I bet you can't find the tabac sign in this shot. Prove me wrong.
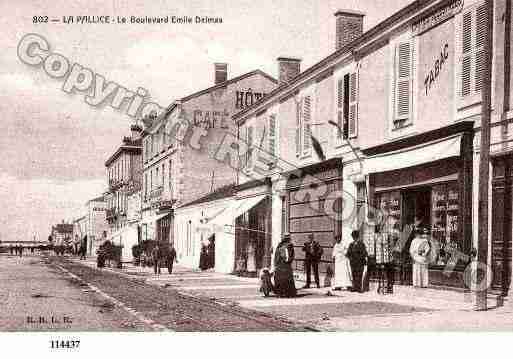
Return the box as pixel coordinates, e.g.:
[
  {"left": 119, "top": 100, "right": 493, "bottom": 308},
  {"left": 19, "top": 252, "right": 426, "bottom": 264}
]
[{"left": 412, "top": 0, "right": 463, "bottom": 35}]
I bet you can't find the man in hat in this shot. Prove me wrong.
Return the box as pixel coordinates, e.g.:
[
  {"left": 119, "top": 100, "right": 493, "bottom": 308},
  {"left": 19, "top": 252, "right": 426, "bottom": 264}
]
[
  {"left": 302, "top": 233, "right": 323, "bottom": 288},
  {"left": 347, "top": 230, "right": 368, "bottom": 293}
]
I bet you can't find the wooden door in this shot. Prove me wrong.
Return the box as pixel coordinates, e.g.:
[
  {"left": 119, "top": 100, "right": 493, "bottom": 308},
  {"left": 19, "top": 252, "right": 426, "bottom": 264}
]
[{"left": 491, "top": 157, "right": 512, "bottom": 295}]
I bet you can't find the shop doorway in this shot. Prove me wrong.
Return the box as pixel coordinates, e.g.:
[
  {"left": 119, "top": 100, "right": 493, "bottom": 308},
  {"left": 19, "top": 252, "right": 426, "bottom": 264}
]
[
  {"left": 402, "top": 188, "right": 431, "bottom": 229},
  {"left": 491, "top": 156, "right": 513, "bottom": 295}
]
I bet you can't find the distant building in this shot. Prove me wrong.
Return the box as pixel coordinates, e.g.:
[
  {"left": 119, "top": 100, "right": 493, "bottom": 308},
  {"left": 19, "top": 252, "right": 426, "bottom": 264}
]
[
  {"left": 104, "top": 125, "right": 143, "bottom": 261},
  {"left": 51, "top": 222, "right": 73, "bottom": 246},
  {"left": 72, "top": 215, "right": 87, "bottom": 252},
  {"left": 85, "top": 195, "right": 109, "bottom": 255}
]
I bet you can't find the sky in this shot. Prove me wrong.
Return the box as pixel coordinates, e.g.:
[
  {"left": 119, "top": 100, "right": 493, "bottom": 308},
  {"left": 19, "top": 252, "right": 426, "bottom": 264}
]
[{"left": 0, "top": 0, "right": 412, "bottom": 242}]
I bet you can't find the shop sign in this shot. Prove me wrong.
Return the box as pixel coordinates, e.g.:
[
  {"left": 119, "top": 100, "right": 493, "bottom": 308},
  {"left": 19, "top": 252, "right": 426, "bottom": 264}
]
[
  {"left": 192, "top": 109, "right": 230, "bottom": 129},
  {"left": 423, "top": 43, "right": 449, "bottom": 96},
  {"left": 412, "top": 0, "right": 463, "bottom": 35},
  {"left": 235, "top": 88, "right": 267, "bottom": 110}
]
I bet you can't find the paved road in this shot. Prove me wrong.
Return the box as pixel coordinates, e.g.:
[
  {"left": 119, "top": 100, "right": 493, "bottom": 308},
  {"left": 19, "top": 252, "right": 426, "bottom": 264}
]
[
  {"left": 0, "top": 254, "right": 306, "bottom": 331},
  {"left": 0, "top": 254, "right": 153, "bottom": 331}
]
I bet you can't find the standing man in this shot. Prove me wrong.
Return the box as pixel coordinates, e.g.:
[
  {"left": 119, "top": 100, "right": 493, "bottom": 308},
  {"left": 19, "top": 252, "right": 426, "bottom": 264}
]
[
  {"left": 152, "top": 244, "right": 161, "bottom": 275},
  {"left": 166, "top": 244, "right": 177, "bottom": 274},
  {"left": 302, "top": 233, "right": 323, "bottom": 289},
  {"left": 80, "top": 235, "right": 87, "bottom": 260},
  {"left": 347, "top": 230, "right": 368, "bottom": 293}
]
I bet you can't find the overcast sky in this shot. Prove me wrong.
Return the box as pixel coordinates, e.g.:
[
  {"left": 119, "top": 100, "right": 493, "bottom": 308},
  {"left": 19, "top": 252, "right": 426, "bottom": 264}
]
[{"left": 0, "top": 0, "right": 411, "bottom": 242}]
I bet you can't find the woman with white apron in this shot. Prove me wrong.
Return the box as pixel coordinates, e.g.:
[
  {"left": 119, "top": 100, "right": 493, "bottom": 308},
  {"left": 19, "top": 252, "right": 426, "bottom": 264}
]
[
  {"left": 409, "top": 228, "right": 432, "bottom": 288},
  {"left": 332, "top": 233, "right": 353, "bottom": 290}
]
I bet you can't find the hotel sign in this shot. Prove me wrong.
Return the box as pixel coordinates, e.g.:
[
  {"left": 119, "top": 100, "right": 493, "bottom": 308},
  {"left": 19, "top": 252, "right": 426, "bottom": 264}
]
[{"left": 412, "top": 0, "right": 463, "bottom": 35}]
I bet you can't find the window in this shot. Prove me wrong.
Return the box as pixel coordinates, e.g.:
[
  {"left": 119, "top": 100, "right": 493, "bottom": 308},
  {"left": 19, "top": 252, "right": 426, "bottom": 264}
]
[
  {"left": 302, "top": 95, "right": 312, "bottom": 156},
  {"left": 460, "top": 3, "right": 487, "bottom": 99},
  {"left": 150, "top": 169, "right": 153, "bottom": 190},
  {"left": 162, "top": 163, "right": 165, "bottom": 188},
  {"left": 246, "top": 125, "right": 254, "bottom": 169},
  {"left": 295, "top": 94, "right": 313, "bottom": 157},
  {"left": 268, "top": 114, "right": 277, "bottom": 158},
  {"left": 156, "top": 167, "right": 159, "bottom": 188},
  {"left": 144, "top": 173, "right": 148, "bottom": 199},
  {"left": 335, "top": 71, "right": 359, "bottom": 141},
  {"left": 150, "top": 135, "right": 154, "bottom": 156},
  {"left": 169, "top": 158, "right": 173, "bottom": 199},
  {"left": 393, "top": 40, "right": 414, "bottom": 127}
]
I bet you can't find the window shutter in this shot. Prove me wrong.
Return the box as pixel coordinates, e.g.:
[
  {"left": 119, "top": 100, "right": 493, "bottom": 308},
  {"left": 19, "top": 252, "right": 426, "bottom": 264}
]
[
  {"left": 247, "top": 126, "right": 253, "bottom": 168},
  {"left": 474, "top": 3, "right": 487, "bottom": 93},
  {"left": 395, "top": 42, "right": 412, "bottom": 121},
  {"left": 348, "top": 71, "right": 358, "bottom": 138},
  {"left": 461, "top": 11, "right": 473, "bottom": 97},
  {"left": 336, "top": 78, "right": 344, "bottom": 139},
  {"left": 268, "top": 115, "right": 276, "bottom": 157},
  {"left": 295, "top": 100, "right": 302, "bottom": 156},
  {"left": 302, "top": 95, "right": 312, "bottom": 155}
]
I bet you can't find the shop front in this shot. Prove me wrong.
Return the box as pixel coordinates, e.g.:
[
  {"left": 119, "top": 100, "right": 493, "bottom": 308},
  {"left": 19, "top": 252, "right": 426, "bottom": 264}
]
[
  {"left": 231, "top": 179, "right": 272, "bottom": 277},
  {"left": 364, "top": 122, "right": 474, "bottom": 288},
  {"left": 283, "top": 158, "right": 343, "bottom": 278},
  {"left": 490, "top": 154, "right": 513, "bottom": 295}
]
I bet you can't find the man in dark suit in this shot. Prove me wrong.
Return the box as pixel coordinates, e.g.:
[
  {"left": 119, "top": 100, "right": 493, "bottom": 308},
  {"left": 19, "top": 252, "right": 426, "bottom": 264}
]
[
  {"left": 302, "top": 233, "right": 323, "bottom": 288},
  {"left": 347, "top": 230, "right": 368, "bottom": 293}
]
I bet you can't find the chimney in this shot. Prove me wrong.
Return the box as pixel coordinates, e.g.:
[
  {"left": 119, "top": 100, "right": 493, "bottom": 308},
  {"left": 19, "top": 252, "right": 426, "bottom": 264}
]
[
  {"left": 277, "top": 57, "right": 301, "bottom": 86},
  {"left": 130, "top": 124, "right": 142, "bottom": 140},
  {"left": 214, "top": 63, "right": 228, "bottom": 84},
  {"left": 334, "top": 9, "right": 365, "bottom": 51}
]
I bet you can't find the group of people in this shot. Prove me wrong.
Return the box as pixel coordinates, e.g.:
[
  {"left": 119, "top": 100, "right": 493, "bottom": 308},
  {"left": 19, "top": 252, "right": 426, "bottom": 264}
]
[
  {"left": 9, "top": 245, "right": 27, "bottom": 257},
  {"left": 151, "top": 244, "right": 177, "bottom": 275},
  {"left": 269, "top": 216, "right": 433, "bottom": 298}
]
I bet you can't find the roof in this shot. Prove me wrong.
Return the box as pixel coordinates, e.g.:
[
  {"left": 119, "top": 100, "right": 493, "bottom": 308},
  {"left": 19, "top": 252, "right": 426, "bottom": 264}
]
[
  {"left": 179, "top": 183, "right": 237, "bottom": 208},
  {"left": 232, "top": 0, "right": 440, "bottom": 123},
  {"left": 105, "top": 139, "right": 142, "bottom": 167},
  {"left": 87, "top": 195, "right": 105, "bottom": 204},
  {"left": 145, "top": 69, "right": 278, "bottom": 133}
]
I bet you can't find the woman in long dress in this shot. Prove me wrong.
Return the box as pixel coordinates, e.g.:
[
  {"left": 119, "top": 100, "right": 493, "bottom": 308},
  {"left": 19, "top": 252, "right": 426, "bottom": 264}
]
[
  {"left": 273, "top": 234, "right": 297, "bottom": 297},
  {"left": 332, "top": 233, "right": 353, "bottom": 290}
]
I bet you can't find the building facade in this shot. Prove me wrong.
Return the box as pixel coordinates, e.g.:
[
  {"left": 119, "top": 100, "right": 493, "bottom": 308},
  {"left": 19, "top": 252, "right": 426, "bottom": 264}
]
[
  {"left": 231, "top": 0, "right": 513, "bottom": 292},
  {"left": 104, "top": 125, "right": 143, "bottom": 259},
  {"left": 85, "top": 195, "right": 109, "bottom": 255},
  {"left": 140, "top": 64, "right": 277, "bottom": 268},
  {"left": 50, "top": 222, "right": 73, "bottom": 246}
]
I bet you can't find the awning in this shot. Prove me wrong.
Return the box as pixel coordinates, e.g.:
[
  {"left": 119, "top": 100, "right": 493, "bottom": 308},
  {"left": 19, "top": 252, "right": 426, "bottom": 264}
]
[
  {"left": 363, "top": 134, "right": 462, "bottom": 175},
  {"left": 140, "top": 212, "right": 169, "bottom": 225},
  {"left": 209, "top": 194, "right": 267, "bottom": 228}
]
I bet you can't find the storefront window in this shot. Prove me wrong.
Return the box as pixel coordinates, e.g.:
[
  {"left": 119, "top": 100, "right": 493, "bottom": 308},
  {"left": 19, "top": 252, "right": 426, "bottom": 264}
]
[{"left": 431, "top": 182, "right": 460, "bottom": 265}]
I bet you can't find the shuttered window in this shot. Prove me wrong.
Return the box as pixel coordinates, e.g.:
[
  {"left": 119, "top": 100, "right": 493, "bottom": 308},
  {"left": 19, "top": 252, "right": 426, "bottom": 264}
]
[
  {"left": 268, "top": 115, "right": 277, "bottom": 157},
  {"left": 335, "top": 71, "right": 358, "bottom": 141},
  {"left": 336, "top": 78, "right": 344, "bottom": 139},
  {"left": 246, "top": 125, "right": 253, "bottom": 168},
  {"left": 169, "top": 158, "right": 173, "bottom": 199},
  {"left": 460, "top": 3, "right": 488, "bottom": 98},
  {"left": 348, "top": 72, "right": 358, "bottom": 138},
  {"left": 295, "top": 100, "right": 302, "bottom": 156},
  {"left": 302, "top": 95, "right": 312, "bottom": 156},
  {"left": 395, "top": 41, "right": 413, "bottom": 123}
]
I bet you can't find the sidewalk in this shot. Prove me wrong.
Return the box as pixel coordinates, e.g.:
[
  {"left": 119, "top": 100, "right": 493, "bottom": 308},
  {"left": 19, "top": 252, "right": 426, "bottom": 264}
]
[{"left": 68, "top": 256, "right": 513, "bottom": 330}]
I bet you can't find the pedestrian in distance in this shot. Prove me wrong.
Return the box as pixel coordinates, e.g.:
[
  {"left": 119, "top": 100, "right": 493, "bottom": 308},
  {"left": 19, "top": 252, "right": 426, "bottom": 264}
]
[
  {"left": 273, "top": 233, "right": 297, "bottom": 298},
  {"left": 151, "top": 244, "right": 161, "bottom": 275},
  {"left": 302, "top": 233, "right": 323, "bottom": 289},
  {"left": 166, "top": 244, "right": 177, "bottom": 274},
  {"left": 347, "top": 230, "right": 368, "bottom": 293},
  {"left": 332, "top": 233, "right": 352, "bottom": 291}
]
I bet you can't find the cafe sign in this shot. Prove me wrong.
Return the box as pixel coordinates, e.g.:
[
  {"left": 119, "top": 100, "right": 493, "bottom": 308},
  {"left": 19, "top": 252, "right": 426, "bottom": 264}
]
[{"left": 412, "top": 0, "right": 464, "bottom": 35}]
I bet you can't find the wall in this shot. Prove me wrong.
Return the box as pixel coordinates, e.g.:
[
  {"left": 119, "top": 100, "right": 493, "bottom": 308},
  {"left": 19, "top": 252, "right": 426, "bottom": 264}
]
[
  {"left": 174, "top": 197, "right": 236, "bottom": 273},
  {"left": 178, "top": 73, "right": 277, "bottom": 206}
]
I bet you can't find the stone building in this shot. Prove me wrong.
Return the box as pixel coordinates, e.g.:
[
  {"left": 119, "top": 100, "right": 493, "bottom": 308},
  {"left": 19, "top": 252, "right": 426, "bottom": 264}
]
[
  {"left": 139, "top": 63, "right": 277, "bottom": 270},
  {"left": 228, "top": 0, "right": 513, "bottom": 294}
]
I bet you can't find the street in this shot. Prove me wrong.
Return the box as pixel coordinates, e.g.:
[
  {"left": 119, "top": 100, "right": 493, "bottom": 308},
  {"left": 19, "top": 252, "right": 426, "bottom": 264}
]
[
  {"left": 0, "top": 253, "right": 305, "bottom": 331},
  {"left": 3, "top": 252, "right": 513, "bottom": 331}
]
